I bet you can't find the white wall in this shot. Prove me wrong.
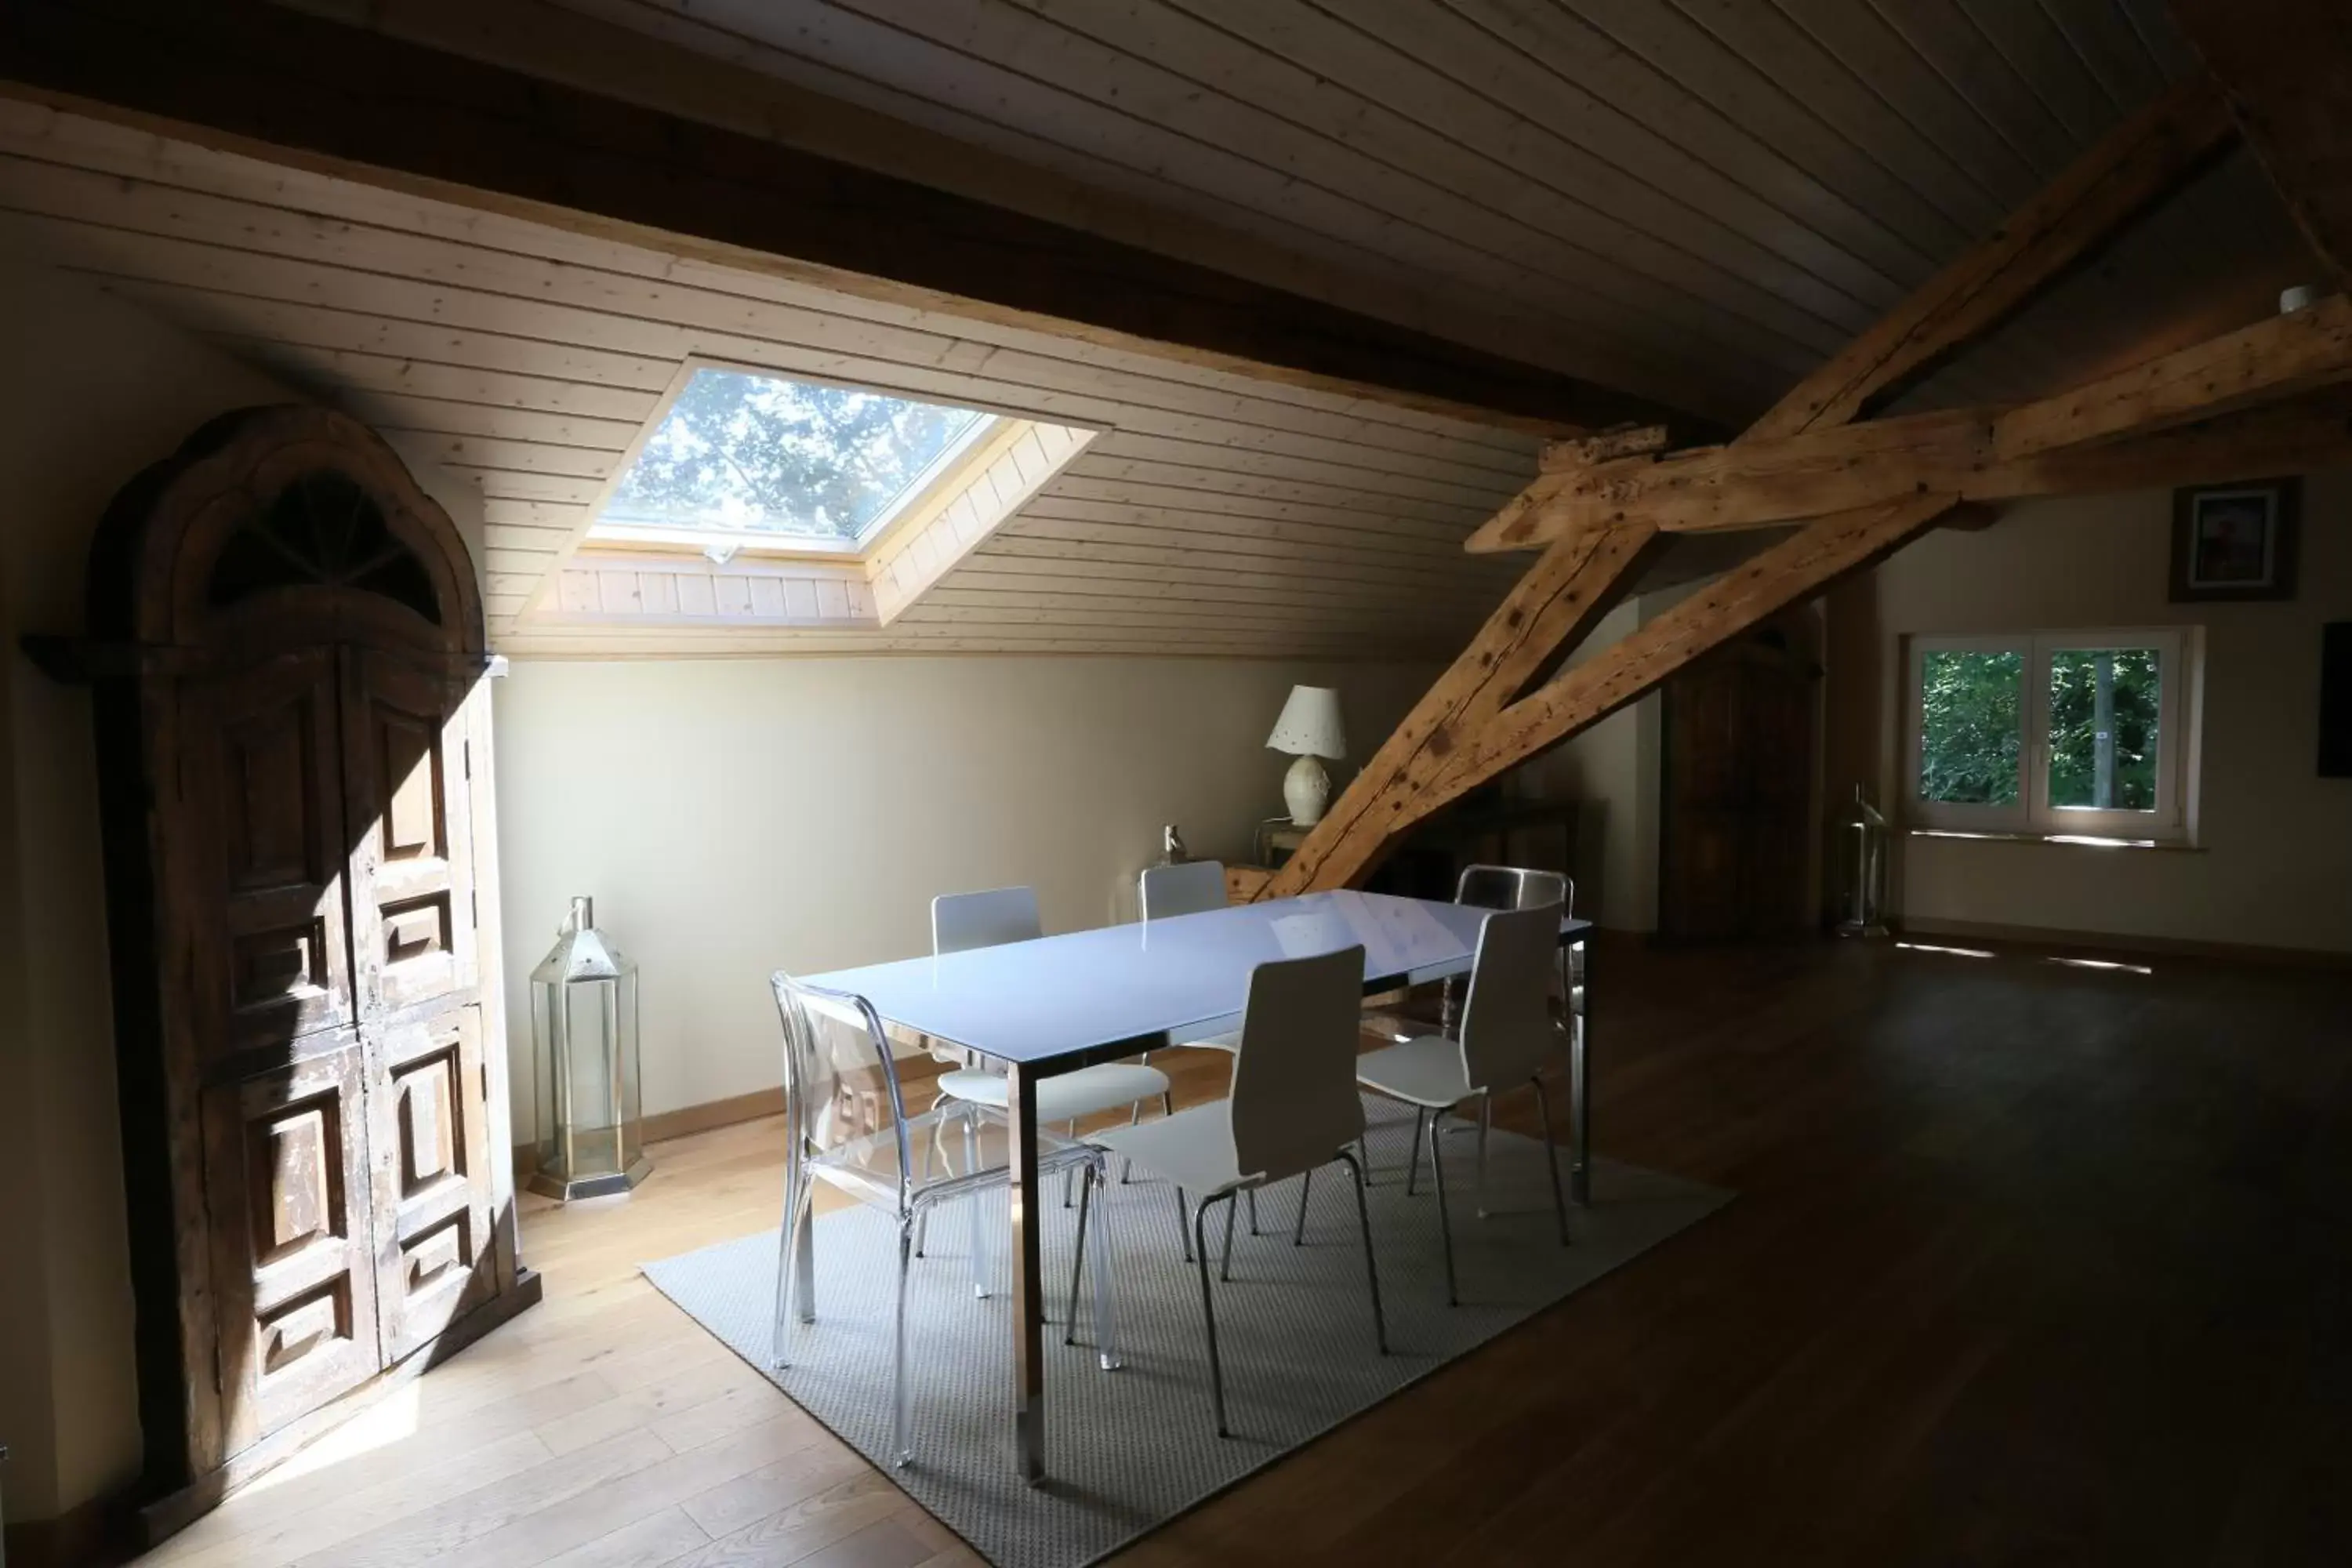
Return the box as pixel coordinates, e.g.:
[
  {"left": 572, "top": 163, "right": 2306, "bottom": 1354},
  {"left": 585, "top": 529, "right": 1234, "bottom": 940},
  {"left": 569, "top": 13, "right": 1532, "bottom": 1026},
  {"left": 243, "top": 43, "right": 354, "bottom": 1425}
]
[
  {"left": 490, "top": 656, "right": 1438, "bottom": 1135},
  {"left": 0, "top": 249, "right": 295, "bottom": 1526},
  {"left": 1825, "top": 475, "right": 2352, "bottom": 955}
]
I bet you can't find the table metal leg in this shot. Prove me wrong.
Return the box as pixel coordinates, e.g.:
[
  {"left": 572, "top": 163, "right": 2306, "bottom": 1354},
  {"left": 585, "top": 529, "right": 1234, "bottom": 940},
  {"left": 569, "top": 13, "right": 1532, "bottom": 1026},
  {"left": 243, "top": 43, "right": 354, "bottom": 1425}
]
[
  {"left": 1007, "top": 1062, "right": 1047, "bottom": 1483},
  {"left": 1570, "top": 935, "right": 1592, "bottom": 1207}
]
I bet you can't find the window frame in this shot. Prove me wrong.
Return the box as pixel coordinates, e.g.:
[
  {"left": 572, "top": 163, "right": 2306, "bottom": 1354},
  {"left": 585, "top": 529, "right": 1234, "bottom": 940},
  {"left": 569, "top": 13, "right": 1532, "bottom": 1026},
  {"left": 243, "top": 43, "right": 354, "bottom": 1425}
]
[
  {"left": 581, "top": 358, "right": 1014, "bottom": 561},
  {"left": 1904, "top": 628, "right": 2194, "bottom": 842}
]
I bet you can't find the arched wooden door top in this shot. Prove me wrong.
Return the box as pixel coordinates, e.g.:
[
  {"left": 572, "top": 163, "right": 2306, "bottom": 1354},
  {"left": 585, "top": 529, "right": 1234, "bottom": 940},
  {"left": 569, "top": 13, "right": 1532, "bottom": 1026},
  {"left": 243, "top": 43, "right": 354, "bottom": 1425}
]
[{"left": 94, "top": 405, "right": 484, "bottom": 660}]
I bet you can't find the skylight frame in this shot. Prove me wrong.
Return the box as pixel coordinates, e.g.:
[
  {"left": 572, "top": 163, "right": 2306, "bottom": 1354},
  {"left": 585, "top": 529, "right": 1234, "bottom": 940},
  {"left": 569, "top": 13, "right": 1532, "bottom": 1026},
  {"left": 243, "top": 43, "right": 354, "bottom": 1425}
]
[{"left": 582, "top": 358, "right": 1013, "bottom": 560}]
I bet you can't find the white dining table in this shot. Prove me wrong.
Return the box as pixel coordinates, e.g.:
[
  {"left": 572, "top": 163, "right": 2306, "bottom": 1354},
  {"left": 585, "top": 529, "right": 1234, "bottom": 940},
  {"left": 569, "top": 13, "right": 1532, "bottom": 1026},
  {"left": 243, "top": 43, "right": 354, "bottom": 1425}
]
[{"left": 797, "top": 887, "right": 1595, "bottom": 1483}]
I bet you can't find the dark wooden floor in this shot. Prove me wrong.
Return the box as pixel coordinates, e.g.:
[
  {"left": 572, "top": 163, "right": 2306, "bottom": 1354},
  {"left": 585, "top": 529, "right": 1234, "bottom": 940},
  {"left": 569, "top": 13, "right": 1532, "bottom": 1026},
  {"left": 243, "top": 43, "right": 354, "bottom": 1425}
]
[
  {"left": 136, "top": 936, "right": 2350, "bottom": 1568},
  {"left": 1118, "top": 935, "right": 2352, "bottom": 1568}
]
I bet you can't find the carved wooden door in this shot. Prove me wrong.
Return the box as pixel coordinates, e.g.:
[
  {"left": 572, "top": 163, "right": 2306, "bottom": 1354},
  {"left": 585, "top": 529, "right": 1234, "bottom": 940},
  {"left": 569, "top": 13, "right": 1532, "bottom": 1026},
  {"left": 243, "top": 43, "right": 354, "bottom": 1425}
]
[
  {"left": 92, "top": 406, "right": 529, "bottom": 1496},
  {"left": 178, "top": 652, "right": 381, "bottom": 1458},
  {"left": 344, "top": 646, "right": 497, "bottom": 1361}
]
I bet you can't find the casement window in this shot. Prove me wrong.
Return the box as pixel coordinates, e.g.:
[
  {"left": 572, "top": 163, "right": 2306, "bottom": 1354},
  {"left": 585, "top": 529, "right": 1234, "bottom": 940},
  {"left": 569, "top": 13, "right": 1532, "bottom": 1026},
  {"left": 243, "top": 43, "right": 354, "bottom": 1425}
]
[{"left": 1904, "top": 629, "right": 2196, "bottom": 841}]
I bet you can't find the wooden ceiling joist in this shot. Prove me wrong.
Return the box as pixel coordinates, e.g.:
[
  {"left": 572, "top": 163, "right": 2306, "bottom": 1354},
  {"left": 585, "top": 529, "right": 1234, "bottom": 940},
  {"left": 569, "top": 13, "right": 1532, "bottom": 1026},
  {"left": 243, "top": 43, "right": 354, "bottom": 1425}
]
[
  {"left": 1467, "top": 383, "right": 2352, "bottom": 547},
  {"left": 1261, "top": 60, "right": 2343, "bottom": 898},
  {"left": 0, "top": 0, "right": 1687, "bottom": 435},
  {"left": 1994, "top": 292, "right": 2352, "bottom": 459}
]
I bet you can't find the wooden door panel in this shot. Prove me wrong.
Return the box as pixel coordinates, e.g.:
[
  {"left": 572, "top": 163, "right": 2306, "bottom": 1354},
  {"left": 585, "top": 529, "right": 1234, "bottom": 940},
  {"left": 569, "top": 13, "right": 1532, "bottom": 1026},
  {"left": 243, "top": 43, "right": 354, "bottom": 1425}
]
[
  {"left": 181, "top": 652, "right": 353, "bottom": 1063},
  {"left": 343, "top": 648, "right": 477, "bottom": 1019},
  {"left": 371, "top": 1005, "right": 497, "bottom": 1362},
  {"left": 201, "top": 1038, "right": 381, "bottom": 1455}
]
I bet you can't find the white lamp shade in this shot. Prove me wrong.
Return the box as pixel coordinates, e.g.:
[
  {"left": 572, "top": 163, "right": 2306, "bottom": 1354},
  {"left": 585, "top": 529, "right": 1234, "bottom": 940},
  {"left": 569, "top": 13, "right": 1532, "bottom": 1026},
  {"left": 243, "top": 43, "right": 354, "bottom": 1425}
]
[{"left": 1265, "top": 684, "right": 1346, "bottom": 759}]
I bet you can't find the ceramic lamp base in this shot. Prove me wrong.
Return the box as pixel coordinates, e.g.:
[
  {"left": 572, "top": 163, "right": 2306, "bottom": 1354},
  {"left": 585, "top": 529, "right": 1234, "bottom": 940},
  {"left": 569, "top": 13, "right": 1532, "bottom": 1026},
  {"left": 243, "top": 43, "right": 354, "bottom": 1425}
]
[{"left": 1283, "top": 753, "right": 1331, "bottom": 826}]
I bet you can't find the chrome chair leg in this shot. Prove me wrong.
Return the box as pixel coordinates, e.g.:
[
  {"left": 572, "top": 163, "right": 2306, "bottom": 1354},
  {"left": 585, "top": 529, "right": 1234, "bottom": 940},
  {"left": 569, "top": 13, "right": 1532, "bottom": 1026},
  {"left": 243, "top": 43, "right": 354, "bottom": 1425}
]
[
  {"left": 1122, "top": 1099, "right": 1142, "bottom": 1183},
  {"left": 1475, "top": 1094, "right": 1493, "bottom": 1219},
  {"left": 1062, "top": 1119, "right": 1078, "bottom": 1209},
  {"left": 1430, "top": 1113, "right": 1460, "bottom": 1307},
  {"left": 1293, "top": 1167, "right": 1312, "bottom": 1245},
  {"left": 1337, "top": 1148, "right": 1388, "bottom": 1354},
  {"left": 1192, "top": 1192, "right": 1231, "bottom": 1436},
  {"left": 891, "top": 1213, "right": 913, "bottom": 1469},
  {"left": 1174, "top": 1185, "right": 1193, "bottom": 1263},
  {"left": 1531, "top": 1073, "right": 1571, "bottom": 1247},
  {"left": 1220, "top": 1192, "right": 1238, "bottom": 1282},
  {"left": 1405, "top": 1107, "right": 1428, "bottom": 1197},
  {"left": 1247, "top": 1187, "right": 1260, "bottom": 1236}
]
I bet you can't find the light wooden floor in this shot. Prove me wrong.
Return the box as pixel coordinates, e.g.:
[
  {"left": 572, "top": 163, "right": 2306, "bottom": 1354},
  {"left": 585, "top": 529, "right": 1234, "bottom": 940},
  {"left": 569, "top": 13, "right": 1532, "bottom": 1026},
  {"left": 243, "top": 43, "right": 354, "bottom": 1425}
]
[{"left": 130, "top": 938, "right": 2352, "bottom": 1567}]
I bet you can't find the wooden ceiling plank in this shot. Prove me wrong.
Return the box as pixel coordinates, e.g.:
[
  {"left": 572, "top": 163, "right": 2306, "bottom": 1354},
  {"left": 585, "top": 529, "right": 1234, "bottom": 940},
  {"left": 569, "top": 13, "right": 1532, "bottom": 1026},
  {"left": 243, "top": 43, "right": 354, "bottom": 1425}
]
[
  {"left": 0, "top": 0, "right": 1689, "bottom": 433},
  {"left": 1993, "top": 292, "right": 2352, "bottom": 458},
  {"left": 1260, "top": 517, "right": 1665, "bottom": 897},
  {"left": 1742, "top": 77, "right": 2237, "bottom": 441},
  {"left": 2171, "top": 0, "right": 2352, "bottom": 290}
]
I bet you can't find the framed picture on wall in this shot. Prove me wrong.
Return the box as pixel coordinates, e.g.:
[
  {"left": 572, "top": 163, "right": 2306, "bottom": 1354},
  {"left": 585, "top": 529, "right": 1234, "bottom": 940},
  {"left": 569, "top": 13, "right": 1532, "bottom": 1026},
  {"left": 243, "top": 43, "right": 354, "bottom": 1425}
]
[{"left": 2170, "top": 477, "right": 2299, "bottom": 601}]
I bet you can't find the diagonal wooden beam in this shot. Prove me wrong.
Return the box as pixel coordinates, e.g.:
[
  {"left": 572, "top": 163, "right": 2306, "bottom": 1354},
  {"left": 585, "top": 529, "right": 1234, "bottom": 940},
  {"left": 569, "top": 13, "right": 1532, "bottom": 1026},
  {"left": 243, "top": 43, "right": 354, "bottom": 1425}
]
[
  {"left": 1744, "top": 79, "right": 2236, "bottom": 443},
  {"left": 1993, "top": 292, "right": 2352, "bottom": 459},
  {"left": 2172, "top": 0, "right": 2352, "bottom": 290},
  {"left": 1414, "top": 495, "right": 1973, "bottom": 822},
  {"left": 1468, "top": 389, "right": 2352, "bottom": 546},
  {"left": 1258, "top": 517, "right": 1666, "bottom": 898}
]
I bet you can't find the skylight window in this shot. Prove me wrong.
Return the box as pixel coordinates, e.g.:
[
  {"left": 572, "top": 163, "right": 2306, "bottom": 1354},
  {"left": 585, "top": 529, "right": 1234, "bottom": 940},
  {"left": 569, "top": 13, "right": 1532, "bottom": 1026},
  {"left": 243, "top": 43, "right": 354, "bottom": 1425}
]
[{"left": 588, "top": 367, "right": 999, "bottom": 554}]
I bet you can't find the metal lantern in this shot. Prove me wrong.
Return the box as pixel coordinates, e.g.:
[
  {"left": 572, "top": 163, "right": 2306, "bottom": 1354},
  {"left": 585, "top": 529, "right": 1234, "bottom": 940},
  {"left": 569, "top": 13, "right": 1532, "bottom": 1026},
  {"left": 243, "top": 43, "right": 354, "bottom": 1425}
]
[
  {"left": 528, "top": 896, "right": 650, "bottom": 1200},
  {"left": 1836, "top": 785, "right": 1891, "bottom": 938}
]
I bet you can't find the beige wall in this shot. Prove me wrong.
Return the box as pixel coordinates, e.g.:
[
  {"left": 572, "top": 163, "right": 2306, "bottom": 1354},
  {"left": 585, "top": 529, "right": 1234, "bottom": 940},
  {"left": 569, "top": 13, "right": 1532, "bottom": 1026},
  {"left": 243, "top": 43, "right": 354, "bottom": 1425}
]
[
  {"left": 489, "top": 656, "right": 1439, "bottom": 1138},
  {"left": 1824, "top": 475, "right": 2352, "bottom": 955},
  {"left": 0, "top": 249, "right": 293, "bottom": 1524}
]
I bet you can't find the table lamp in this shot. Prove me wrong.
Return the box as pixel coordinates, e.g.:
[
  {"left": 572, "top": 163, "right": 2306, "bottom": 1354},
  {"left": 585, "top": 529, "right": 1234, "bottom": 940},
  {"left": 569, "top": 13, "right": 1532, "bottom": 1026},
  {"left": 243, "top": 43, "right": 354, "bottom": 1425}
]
[{"left": 1266, "top": 684, "right": 1347, "bottom": 826}]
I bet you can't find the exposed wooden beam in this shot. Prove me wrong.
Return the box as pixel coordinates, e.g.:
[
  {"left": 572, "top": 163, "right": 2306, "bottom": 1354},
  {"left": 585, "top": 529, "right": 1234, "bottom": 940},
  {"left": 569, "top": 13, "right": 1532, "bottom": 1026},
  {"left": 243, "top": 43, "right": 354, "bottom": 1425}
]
[
  {"left": 0, "top": 0, "right": 1688, "bottom": 435},
  {"left": 2172, "top": 0, "right": 2352, "bottom": 290},
  {"left": 1417, "top": 495, "right": 1973, "bottom": 818},
  {"left": 1258, "top": 518, "right": 1665, "bottom": 898},
  {"left": 1994, "top": 293, "right": 2352, "bottom": 459},
  {"left": 1468, "top": 390, "right": 2352, "bottom": 546},
  {"left": 1744, "top": 79, "right": 2237, "bottom": 443},
  {"left": 1540, "top": 424, "right": 1672, "bottom": 472}
]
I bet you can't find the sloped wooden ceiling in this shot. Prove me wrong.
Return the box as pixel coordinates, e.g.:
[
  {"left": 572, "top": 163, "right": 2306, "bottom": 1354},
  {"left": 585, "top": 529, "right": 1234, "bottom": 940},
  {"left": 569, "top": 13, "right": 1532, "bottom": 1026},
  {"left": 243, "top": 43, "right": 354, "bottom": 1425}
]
[
  {"left": 0, "top": 103, "right": 1537, "bottom": 659},
  {"left": 546, "top": 0, "right": 2214, "bottom": 422}
]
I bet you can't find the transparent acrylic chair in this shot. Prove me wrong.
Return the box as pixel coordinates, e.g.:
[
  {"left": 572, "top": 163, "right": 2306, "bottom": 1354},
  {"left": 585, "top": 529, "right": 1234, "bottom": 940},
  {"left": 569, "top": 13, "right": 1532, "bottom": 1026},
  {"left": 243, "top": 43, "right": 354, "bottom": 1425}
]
[{"left": 769, "top": 972, "right": 1118, "bottom": 1468}]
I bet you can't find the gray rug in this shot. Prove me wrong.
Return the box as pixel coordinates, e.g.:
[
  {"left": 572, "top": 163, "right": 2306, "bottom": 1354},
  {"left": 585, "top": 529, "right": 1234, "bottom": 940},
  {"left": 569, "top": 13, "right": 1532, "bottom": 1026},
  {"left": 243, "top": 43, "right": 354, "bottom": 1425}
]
[{"left": 642, "top": 1096, "right": 1730, "bottom": 1568}]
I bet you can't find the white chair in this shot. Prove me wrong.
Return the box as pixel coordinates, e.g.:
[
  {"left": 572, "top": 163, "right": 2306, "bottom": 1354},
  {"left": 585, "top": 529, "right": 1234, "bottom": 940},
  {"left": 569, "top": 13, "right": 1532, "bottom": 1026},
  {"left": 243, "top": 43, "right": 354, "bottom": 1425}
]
[
  {"left": 1138, "top": 861, "right": 1243, "bottom": 1057},
  {"left": 1089, "top": 945, "right": 1386, "bottom": 1437},
  {"left": 926, "top": 886, "right": 1173, "bottom": 1160},
  {"left": 769, "top": 972, "right": 1116, "bottom": 1469},
  {"left": 1353, "top": 903, "right": 1570, "bottom": 1305}
]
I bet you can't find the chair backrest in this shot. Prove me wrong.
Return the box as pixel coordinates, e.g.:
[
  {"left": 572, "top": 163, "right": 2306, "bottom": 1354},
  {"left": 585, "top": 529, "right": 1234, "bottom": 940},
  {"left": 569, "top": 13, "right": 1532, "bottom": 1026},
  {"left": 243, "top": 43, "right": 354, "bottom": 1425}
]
[
  {"left": 771, "top": 973, "right": 914, "bottom": 1203},
  {"left": 1228, "top": 945, "right": 1367, "bottom": 1182},
  {"left": 933, "top": 885, "right": 1042, "bottom": 955},
  {"left": 1457, "top": 862, "right": 1573, "bottom": 916},
  {"left": 1139, "top": 858, "right": 1228, "bottom": 920},
  {"left": 1456, "top": 903, "right": 1564, "bottom": 1091}
]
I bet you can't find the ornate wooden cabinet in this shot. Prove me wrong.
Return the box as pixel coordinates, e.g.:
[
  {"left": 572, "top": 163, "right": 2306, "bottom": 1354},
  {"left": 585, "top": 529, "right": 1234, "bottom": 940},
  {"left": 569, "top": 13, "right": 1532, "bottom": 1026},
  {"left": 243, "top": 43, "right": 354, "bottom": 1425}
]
[{"left": 84, "top": 407, "right": 537, "bottom": 1507}]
